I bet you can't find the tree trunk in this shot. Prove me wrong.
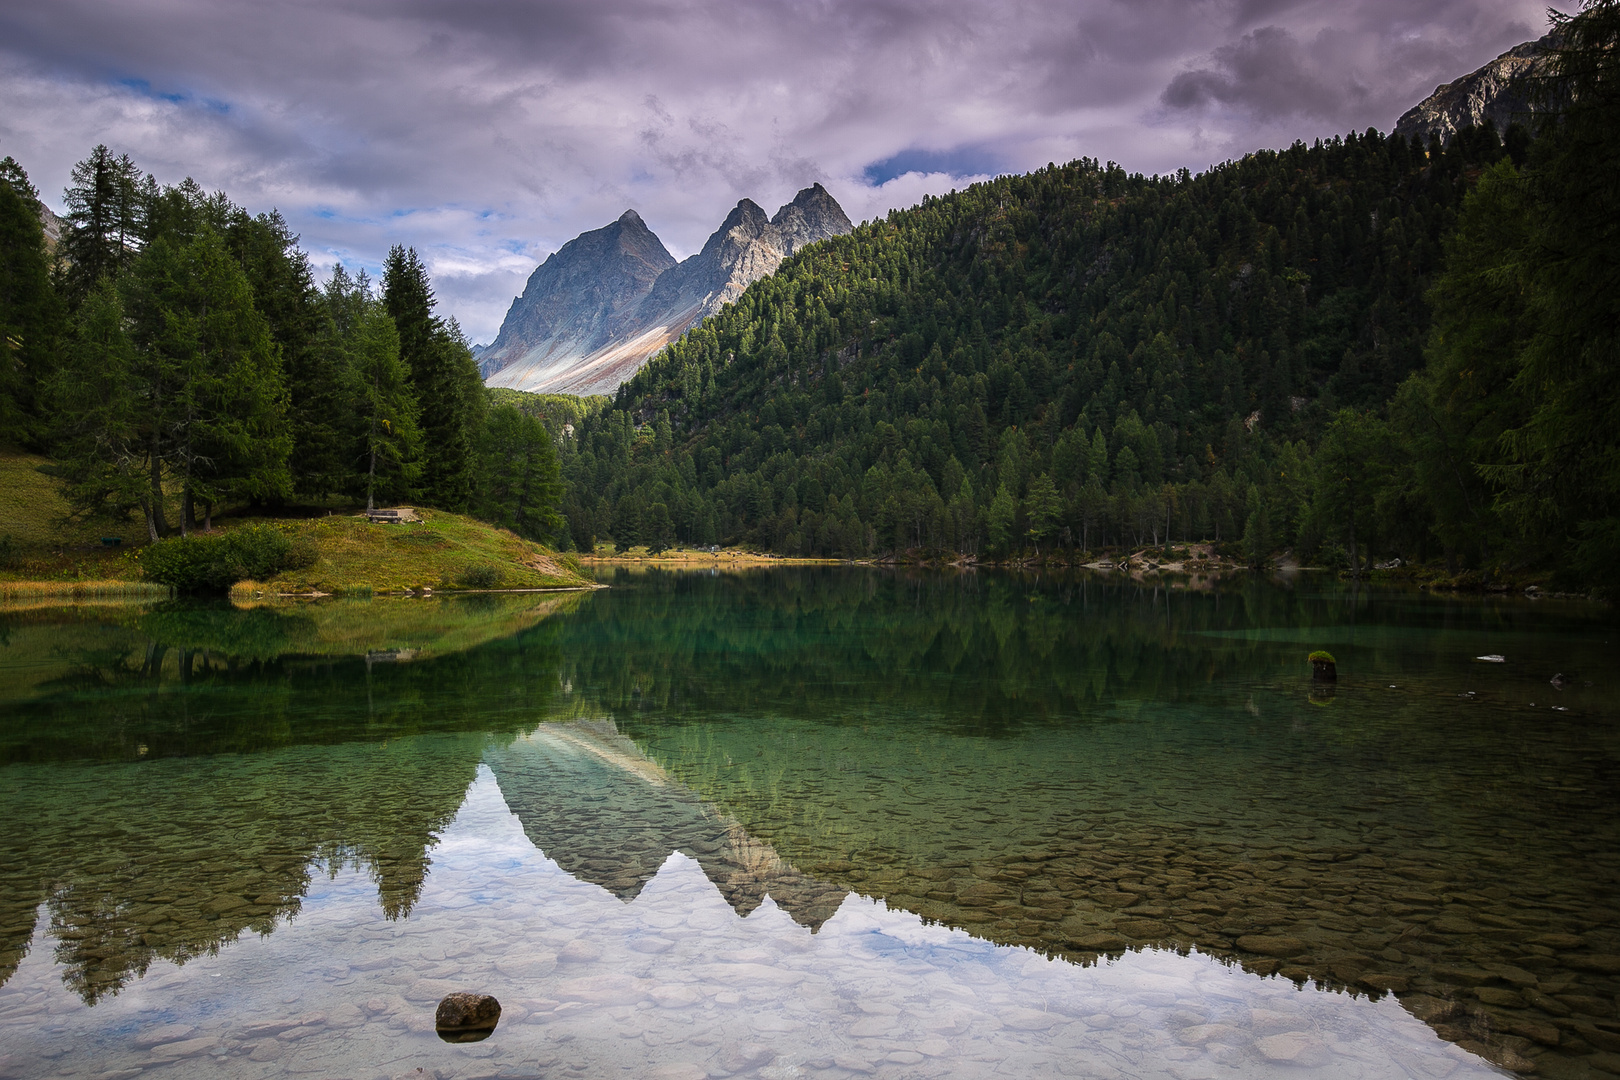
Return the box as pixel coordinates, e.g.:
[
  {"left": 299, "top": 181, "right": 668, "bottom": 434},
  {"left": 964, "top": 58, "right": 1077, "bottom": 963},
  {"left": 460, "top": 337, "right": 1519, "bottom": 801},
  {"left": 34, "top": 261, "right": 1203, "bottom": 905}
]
[
  {"left": 367, "top": 412, "right": 378, "bottom": 512},
  {"left": 181, "top": 484, "right": 191, "bottom": 539},
  {"left": 149, "top": 443, "right": 166, "bottom": 538},
  {"left": 204, "top": 501, "right": 213, "bottom": 531}
]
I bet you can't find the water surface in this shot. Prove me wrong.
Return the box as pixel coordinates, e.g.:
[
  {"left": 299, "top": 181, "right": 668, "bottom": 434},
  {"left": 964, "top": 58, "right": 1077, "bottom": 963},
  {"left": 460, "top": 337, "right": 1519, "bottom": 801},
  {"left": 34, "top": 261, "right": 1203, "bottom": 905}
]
[{"left": 0, "top": 570, "right": 1616, "bottom": 1079}]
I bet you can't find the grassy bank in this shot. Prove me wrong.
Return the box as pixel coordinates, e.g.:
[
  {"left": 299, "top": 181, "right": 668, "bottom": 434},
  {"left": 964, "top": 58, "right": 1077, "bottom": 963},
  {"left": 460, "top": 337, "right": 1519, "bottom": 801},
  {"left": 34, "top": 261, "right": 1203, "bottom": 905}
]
[
  {"left": 1, "top": 450, "right": 593, "bottom": 595},
  {"left": 232, "top": 511, "right": 593, "bottom": 595}
]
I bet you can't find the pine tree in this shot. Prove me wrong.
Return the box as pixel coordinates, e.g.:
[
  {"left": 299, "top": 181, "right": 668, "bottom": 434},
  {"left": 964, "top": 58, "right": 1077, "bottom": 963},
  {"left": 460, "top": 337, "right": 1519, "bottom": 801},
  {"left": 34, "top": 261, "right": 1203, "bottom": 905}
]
[
  {"left": 987, "top": 483, "right": 1016, "bottom": 556},
  {"left": 1025, "top": 473, "right": 1062, "bottom": 554},
  {"left": 227, "top": 210, "right": 331, "bottom": 497},
  {"left": 472, "top": 404, "right": 561, "bottom": 540},
  {"left": 60, "top": 146, "right": 148, "bottom": 305},
  {"left": 0, "top": 157, "right": 61, "bottom": 445},
  {"left": 352, "top": 297, "right": 420, "bottom": 511},
  {"left": 382, "top": 246, "right": 482, "bottom": 510},
  {"left": 1490, "top": 0, "right": 1620, "bottom": 588},
  {"left": 121, "top": 228, "right": 290, "bottom": 534},
  {"left": 1242, "top": 483, "right": 1272, "bottom": 567},
  {"left": 49, "top": 280, "right": 147, "bottom": 526}
]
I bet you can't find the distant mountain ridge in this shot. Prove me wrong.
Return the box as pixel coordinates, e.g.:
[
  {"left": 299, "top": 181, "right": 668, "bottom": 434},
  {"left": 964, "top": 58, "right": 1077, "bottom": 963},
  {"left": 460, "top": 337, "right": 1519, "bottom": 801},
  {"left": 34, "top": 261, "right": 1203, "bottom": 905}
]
[
  {"left": 1393, "top": 32, "right": 1555, "bottom": 143},
  {"left": 481, "top": 184, "right": 852, "bottom": 397}
]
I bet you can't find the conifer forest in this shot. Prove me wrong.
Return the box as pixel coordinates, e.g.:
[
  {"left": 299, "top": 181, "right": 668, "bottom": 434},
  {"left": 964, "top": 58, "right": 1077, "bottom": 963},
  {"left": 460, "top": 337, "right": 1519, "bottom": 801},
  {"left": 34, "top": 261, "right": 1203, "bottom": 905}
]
[{"left": 1, "top": 0, "right": 1616, "bottom": 593}]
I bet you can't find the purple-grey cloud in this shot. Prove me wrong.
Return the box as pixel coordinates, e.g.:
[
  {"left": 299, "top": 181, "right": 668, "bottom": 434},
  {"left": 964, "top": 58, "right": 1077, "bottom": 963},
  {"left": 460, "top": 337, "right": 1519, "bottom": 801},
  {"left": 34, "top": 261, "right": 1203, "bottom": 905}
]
[{"left": 0, "top": 0, "right": 1571, "bottom": 343}]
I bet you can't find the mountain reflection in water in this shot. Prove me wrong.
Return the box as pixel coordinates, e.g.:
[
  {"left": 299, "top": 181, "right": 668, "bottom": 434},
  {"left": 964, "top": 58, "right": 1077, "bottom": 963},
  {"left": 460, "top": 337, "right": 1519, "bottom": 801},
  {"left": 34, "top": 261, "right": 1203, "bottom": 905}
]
[
  {"left": 0, "top": 742, "right": 1502, "bottom": 1080},
  {"left": 0, "top": 569, "right": 1617, "bottom": 1078}
]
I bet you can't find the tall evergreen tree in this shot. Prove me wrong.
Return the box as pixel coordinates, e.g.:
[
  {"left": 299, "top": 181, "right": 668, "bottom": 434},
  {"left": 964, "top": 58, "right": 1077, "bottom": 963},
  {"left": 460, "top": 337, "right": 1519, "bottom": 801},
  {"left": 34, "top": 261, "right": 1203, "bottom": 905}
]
[
  {"left": 225, "top": 211, "right": 331, "bottom": 497},
  {"left": 49, "top": 280, "right": 147, "bottom": 525},
  {"left": 59, "top": 146, "right": 149, "bottom": 305},
  {"left": 0, "top": 157, "right": 60, "bottom": 446},
  {"left": 1490, "top": 0, "right": 1620, "bottom": 587},
  {"left": 117, "top": 228, "right": 290, "bottom": 535},
  {"left": 341, "top": 276, "right": 421, "bottom": 510},
  {"left": 473, "top": 404, "right": 564, "bottom": 541},
  {"left": 382, "top": 245, "right": 482, "bottom": 510}
]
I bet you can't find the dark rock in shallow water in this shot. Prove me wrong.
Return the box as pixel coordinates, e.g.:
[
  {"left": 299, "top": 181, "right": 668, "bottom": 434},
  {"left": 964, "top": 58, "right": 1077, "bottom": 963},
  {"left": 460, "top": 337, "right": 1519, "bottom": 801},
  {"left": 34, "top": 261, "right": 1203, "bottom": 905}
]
[{"left": 436, "top": 993, "right": 501, "bottom": 1042}]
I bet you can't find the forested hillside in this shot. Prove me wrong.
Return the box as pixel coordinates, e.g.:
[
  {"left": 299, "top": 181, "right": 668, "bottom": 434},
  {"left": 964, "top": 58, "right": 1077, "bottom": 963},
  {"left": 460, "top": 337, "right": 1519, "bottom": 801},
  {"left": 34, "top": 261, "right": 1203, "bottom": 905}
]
[
  {"left": 560, "top": 127, "right": 1509, "bottom": 561},
  {"left": 560, "top": 0, "right": 1617, "bottom": 592},
  {"left": 0, "top": 149, "right": 562, "bottom": 546}
]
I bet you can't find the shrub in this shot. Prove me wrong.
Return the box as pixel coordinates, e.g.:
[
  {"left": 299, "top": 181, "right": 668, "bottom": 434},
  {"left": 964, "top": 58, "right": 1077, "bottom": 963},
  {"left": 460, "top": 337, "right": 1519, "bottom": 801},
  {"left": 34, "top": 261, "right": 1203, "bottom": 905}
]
[
  {"left": 285, "top": 536, "right": 320, "bottom": 571},
  {"left": 141, "top": 527, "right": 296, "bottom": 591},
  {"left": 1308, "top": 650, "right": 1336, "bottom": 664},
  {"left": 457, "top": 564, "right": 503, "bottom": 589}
]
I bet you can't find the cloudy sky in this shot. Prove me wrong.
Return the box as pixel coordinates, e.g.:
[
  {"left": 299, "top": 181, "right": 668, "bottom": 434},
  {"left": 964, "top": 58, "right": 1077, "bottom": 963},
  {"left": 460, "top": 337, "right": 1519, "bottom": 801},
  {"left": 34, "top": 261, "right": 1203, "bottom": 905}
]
[{"left": 0, "top": 0, "right": 1568, "bottom": 343}]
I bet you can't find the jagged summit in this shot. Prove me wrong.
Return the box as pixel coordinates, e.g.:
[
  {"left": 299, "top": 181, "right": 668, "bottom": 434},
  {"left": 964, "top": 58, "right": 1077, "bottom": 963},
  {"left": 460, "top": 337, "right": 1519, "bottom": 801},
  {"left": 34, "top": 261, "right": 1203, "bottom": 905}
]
[
  {"left": 772, "top": 183, "right": 853, "bottom": 253},
  {"left": 481, "top": 185, "right": 853, "bottom": 397},
  {"left": 1393, "top": 32, "right": 1555, "bottom": 144}
]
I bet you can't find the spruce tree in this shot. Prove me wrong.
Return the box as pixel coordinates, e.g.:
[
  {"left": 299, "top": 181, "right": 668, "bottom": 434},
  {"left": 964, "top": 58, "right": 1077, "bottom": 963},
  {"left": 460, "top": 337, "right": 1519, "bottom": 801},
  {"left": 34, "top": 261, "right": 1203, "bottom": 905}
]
[
  {"left": 227, "top": 210, "right": 331, "bottom": 497},
  {"left": 49, "top": 280, "right": 147, "bottom": 526},
  {"left": 382, "top": 245, "right": 481, "bottom": 510},
  {"left": 472, "top": 405, "right": 562, "bottom": 540},
  {"left": 0, "top": 157, "right": 61, "bottom": 446},
  {"left": 338, "top": 277, "right": 421, "bottom": 510},
  {"left": 118, "top": 228, "right": 290, "bottom": 534}
]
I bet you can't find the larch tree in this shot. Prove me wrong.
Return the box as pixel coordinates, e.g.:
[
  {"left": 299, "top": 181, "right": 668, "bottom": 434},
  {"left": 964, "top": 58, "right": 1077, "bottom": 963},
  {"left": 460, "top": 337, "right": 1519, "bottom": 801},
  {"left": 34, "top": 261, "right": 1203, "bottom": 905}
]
[{"left": 59, "top": 146, "right": 149, "bottom": 306}]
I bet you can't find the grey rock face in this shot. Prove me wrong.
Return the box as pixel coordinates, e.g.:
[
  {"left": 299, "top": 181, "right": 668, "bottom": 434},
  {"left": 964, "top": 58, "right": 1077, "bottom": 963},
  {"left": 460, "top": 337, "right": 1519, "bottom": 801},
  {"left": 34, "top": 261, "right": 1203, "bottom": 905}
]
[
  {"left": 482, "top": 184, "right": 852, "bottom": 397},
  {"left": 475, "top": 209, "right": 675, "bottom": 383},
  {"left": 1393, "top": 34, "right": 1555, "bottom": 144}
]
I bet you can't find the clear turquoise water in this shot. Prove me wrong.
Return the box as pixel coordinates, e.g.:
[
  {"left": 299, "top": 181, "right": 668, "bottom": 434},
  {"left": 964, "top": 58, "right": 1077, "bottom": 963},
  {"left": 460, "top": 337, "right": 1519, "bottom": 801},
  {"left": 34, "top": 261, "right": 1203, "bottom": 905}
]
[{"left": 0, "top": 569, "right": 1616, "bottom": 1079}]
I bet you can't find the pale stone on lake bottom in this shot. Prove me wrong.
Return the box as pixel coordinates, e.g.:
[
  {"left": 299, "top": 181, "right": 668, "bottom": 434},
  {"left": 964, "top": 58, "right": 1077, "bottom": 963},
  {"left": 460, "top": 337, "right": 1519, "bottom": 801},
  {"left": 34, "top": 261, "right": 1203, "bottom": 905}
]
[{"left": 1255, "top": 1030, "right": 1331, "bottom": 1065}]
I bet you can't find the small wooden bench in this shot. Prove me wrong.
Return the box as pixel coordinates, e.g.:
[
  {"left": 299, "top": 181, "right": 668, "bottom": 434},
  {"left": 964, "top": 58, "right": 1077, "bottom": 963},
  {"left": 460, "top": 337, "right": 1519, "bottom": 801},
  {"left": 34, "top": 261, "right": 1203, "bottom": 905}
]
[{"left": 365, "top": 507, "right": 421, "bottom": 524}]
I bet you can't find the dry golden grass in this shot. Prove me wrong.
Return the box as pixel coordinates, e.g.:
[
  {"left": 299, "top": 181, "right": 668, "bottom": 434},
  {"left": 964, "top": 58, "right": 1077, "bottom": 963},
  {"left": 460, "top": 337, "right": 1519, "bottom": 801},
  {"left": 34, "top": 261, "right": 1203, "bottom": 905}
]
[{"left": 0, "top": 579, "right": 171, "bottom": 602}]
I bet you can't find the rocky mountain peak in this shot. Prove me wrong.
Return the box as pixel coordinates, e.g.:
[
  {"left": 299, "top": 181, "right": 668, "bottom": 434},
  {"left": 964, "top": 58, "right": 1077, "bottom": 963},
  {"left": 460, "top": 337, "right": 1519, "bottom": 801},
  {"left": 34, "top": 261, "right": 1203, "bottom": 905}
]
[
  {"left": 772, "top": 183, "right": 855, "bottom": 255},
  {"left": 1393, "top": 32, "right": 1555, "bottom": 144},
  {"left": 701, "top": 199, "right": 772, "bottom": 254},
  {"left": 482, "top": 184, "right": 854, "bottom": 397}
]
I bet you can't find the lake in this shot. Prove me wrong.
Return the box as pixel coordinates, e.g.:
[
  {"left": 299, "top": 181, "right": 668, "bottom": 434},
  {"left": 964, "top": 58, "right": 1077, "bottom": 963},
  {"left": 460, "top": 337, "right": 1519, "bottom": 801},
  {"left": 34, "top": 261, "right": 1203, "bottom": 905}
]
[{"left": 0, "top": 568, "right": 1616, "bottom": 1080}]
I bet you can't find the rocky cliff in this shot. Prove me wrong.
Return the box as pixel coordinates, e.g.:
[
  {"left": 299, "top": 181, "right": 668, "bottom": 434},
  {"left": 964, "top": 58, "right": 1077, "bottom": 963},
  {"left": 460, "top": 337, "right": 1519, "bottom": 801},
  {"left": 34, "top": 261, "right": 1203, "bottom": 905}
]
[
  {"left": 475, "top": 210, "right": 675, "bottom": 393},
  {"left": 481, "top": 184, "right": 852, "bottom": 397},
  {"left": 1393, "top": 33, "right": 1555, "bottom": 144}
]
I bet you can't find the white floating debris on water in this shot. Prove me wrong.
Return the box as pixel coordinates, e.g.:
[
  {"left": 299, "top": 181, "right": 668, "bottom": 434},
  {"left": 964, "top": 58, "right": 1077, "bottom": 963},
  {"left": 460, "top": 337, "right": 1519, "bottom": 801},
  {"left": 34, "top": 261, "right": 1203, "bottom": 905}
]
[{"left": 1474, "top": 654, "right": 1507, "bottom": 663}]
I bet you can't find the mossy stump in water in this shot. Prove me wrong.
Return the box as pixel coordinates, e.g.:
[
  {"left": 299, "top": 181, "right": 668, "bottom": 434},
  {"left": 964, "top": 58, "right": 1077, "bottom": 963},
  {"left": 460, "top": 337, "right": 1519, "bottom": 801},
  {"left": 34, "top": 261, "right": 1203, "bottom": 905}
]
[{"left": 1308, "top": 650, "right": 1337, "bottom": 681}]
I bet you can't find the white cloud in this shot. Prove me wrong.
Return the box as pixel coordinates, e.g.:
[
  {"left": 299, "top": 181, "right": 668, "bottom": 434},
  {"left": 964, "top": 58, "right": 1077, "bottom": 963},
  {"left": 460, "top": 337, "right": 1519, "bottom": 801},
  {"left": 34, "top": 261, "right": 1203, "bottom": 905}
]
[{"left": 0, "top": 0, "right": 1571, "bottom": 342}]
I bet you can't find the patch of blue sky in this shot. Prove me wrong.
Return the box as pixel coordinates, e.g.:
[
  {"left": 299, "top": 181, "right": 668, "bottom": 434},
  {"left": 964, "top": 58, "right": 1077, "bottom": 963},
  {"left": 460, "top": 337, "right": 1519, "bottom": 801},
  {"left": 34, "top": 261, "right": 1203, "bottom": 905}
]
[
  {"left": 115, "top": 77, "right": 229, "bottom": 113},
  {"left": 862, "top": 146, "right": 1003, "bottom": 186}
]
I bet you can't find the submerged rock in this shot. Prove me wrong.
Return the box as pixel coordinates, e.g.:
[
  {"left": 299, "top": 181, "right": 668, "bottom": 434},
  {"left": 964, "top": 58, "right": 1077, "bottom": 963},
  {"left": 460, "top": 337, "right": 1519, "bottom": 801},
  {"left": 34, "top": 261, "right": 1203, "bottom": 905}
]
[{"left": 435, "top": 993, "right": 501, "bottom": 1043}]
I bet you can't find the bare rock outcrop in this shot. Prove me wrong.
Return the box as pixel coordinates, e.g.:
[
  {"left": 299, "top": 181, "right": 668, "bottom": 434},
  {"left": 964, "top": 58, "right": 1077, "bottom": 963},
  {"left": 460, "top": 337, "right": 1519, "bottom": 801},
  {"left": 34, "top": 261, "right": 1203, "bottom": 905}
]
[{"left": 1393, "top": 33, "right": 1556, "bottom": 144}]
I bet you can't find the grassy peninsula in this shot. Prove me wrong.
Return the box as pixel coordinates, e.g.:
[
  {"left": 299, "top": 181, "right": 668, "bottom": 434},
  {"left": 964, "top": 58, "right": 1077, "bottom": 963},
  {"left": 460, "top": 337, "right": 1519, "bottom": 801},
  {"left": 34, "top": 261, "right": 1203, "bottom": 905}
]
[{"left": 0, "top": 450, "right": 593, "bottom": 599}]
